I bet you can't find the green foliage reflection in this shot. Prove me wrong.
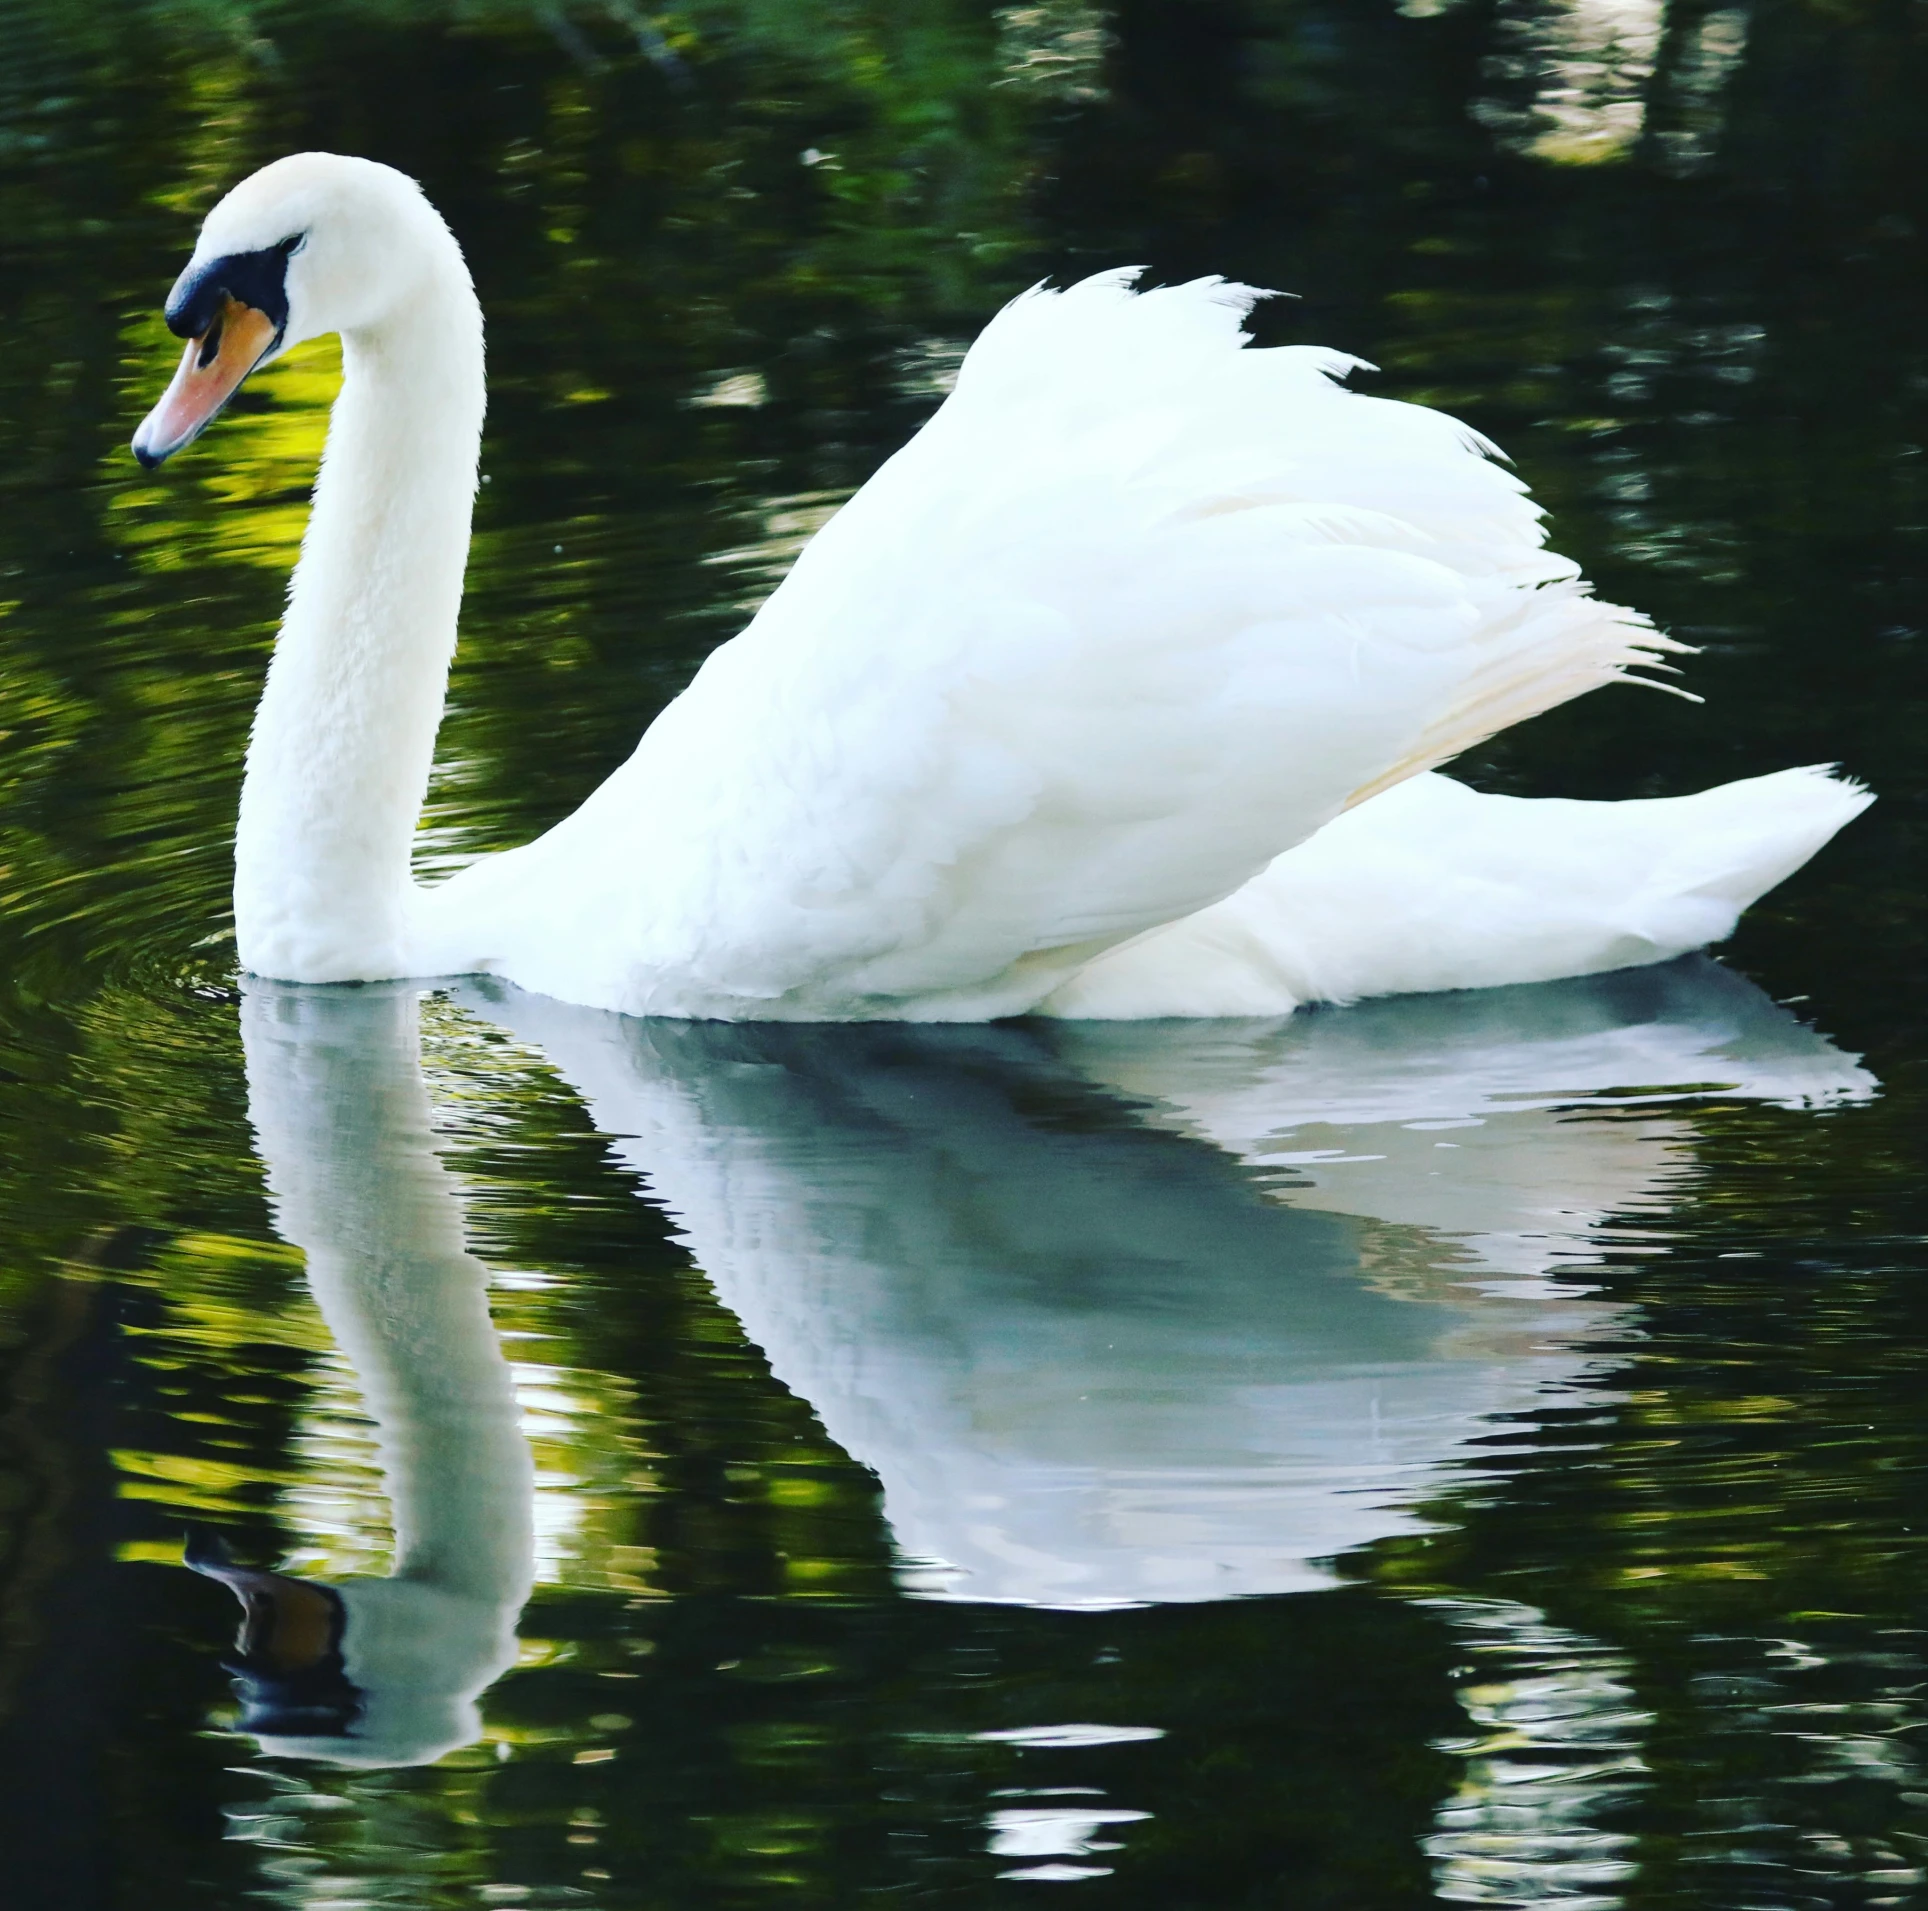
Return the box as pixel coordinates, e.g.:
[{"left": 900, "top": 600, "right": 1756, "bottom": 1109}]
[{"left": 0, "top": 0, "right": 1924, "bottom": 1904}]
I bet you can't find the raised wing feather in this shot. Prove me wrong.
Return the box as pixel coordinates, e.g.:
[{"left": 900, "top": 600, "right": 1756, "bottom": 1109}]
[{"left": 429, "top": 270, "right": 1674, "bottom": 1020}]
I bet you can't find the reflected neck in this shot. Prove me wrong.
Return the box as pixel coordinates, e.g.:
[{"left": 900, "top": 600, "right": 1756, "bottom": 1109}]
[
  {"left": 234, "top": 243, "right": 484, "bottom": 982},
  {"left": 242, "top": 984, "right": 533, "bottom": 1599}
]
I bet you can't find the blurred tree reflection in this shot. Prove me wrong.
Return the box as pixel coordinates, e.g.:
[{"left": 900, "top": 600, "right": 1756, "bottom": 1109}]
[{"left": 0, "top": 0, "right": 1925, "bottom": 1903}]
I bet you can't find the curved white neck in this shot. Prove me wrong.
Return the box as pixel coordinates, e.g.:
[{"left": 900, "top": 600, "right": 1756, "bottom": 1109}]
[{"left": 235, "top": 242, "right": 484, "bottom": 982}]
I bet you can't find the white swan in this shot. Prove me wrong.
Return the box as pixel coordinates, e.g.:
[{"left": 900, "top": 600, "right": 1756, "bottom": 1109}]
[{"left": 134, "top": 152, "right": 1869, "bottom": 1021}]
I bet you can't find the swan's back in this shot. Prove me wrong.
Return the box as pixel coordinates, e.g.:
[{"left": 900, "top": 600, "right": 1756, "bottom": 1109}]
[{"left": 424, "top": 270, "right": 1673, "bottom": 1021}]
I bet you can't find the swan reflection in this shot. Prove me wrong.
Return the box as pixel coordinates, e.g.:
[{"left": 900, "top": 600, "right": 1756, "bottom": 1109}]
[
  {"left": 200, "top": 982, "right": 535, "bottom": 1768},
  {"left": 208, "top": 961, "right": 1869, "bottom": 1762},
  {"left": 459, "top": 957, "right": 1871, "bottom": 1609}
]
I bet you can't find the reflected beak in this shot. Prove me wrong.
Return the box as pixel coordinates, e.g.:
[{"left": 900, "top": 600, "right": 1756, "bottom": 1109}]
[
  {"left": 132, "top": 294, "right": 279, "bottom": 470},
  {"left": 185, "top": 1528, "right": 342, "bottom": 1674}
]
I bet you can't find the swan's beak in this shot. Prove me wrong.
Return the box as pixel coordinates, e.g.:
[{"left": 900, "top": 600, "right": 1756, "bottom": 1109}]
[
  {"left": 185, "top": 1528, "right": 342, "bottom": 1674},
  {"left": 131, "top": 293, "right": 279, "bottom": 471}
]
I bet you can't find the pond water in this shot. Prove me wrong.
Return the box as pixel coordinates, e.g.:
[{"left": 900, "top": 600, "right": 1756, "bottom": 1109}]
[{"left": 1, "top": 0, "right": 1925, "bottom": 1904}]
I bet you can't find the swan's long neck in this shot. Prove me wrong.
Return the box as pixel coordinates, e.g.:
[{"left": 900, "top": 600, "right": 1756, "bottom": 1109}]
[{"left": 234, "top": 244, "right": 484, "bottom": 982}]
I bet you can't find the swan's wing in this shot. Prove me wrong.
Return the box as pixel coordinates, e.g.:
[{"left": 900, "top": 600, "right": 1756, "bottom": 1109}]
[
  {"left": 1043, "top": 766, "right": 1872, "bottom": 1017},
  {"left": 435, "top": 271, "right": 1672, "bottom": 1019}
]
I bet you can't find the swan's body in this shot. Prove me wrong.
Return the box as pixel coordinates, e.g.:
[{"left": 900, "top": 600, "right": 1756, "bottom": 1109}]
[{"left": 138, "top": 155, "right": 1868, "bottom": 1020}]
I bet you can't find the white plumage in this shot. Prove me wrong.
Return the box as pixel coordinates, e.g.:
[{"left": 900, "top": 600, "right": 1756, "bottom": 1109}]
[{"left": 138, "top": 156, "right": 1868, "bottom": 1019}]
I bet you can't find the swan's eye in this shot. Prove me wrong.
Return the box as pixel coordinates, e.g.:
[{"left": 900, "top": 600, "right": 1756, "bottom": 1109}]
[{"left": 277, "top": 234, "right": 307, "bottom": 257}]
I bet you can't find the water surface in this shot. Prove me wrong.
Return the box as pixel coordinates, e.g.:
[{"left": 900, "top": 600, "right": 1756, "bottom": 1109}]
[{"left": 1, "top": 1, "right": 1925, "bottom": 1905}]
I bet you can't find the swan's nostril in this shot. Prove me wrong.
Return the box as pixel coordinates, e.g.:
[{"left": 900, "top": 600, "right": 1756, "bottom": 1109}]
[{"left": 196, "top": 315, "right": 225, "bottom": 370}]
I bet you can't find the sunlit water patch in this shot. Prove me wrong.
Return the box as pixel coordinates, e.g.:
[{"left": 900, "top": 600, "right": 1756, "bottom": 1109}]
[{"left": 1, "top": 1, "right": 1925, "bottom": 1906}]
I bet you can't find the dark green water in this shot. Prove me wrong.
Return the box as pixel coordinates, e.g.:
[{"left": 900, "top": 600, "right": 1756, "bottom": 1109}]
[{"left": 2, "top": 0, "right": 1926, "bottom": 1905}]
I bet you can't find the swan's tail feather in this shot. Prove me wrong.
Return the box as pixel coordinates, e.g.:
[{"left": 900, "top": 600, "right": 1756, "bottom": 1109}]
[{"left": 1041, "top": 766, "right": 1872, "bottom": 1019}]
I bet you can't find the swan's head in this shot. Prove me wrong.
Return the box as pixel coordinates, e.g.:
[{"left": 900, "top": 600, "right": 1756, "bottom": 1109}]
[{"left": 132, "top": 152, "right": 461, "bottom": 470}]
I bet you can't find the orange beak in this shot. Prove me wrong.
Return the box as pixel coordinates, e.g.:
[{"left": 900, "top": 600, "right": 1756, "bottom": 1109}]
[{"left": 132, "top": 293, "right": 279, "bottom": 469}]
